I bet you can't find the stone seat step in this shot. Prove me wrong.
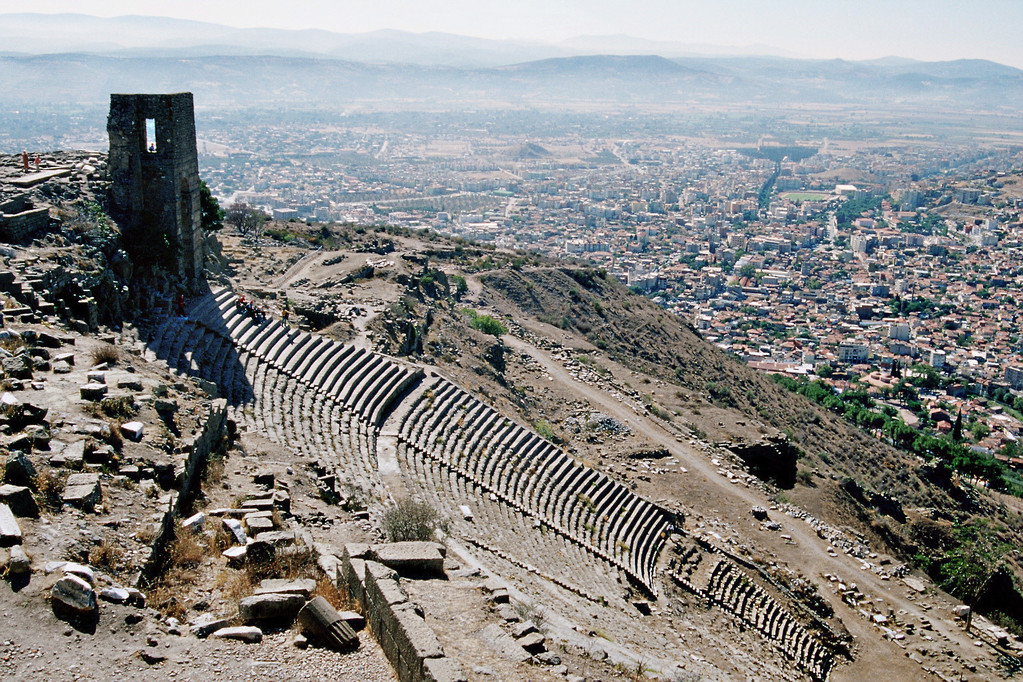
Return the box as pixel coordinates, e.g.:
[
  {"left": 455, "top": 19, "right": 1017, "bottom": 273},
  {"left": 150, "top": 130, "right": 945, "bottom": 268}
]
[{"left": 368, "top": 368, "right": 422, "bottom": 427}]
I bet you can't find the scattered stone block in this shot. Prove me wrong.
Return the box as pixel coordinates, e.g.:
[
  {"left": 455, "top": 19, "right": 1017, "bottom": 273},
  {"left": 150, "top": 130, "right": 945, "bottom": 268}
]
[
  {"left": 423, "top": 656, "right": 468, "bottom": 682},
  {"left": 0, "top": 503, "right": 22, "bottom": 546},
  {"left": 255, "top": 578, "right": 316, "bottom": 598},
  {"left": 238, "top": 592, "right": 305, "bottom": 624},
  {"left": 511, "top": 621, "right": 538, "bottom": 638},
  {"left": 252, "top": 469, "right": 274, "bottom": 487},
  {"left": 23, "top": 424, "right": 50, "bottom": 447},
  {"left": 517, "top": 631, "right": 546, "bottom": 654},
  {"left": 2, "top": 433, "right": 32, "bottom": 452},
  {"left": 79, "top": 383, "right": 107, "bottom": 401},
  {"left": 253, "top": 530, "right": 294, "bottom": 546},
  {"left": 222, "top": 518, "right": 248, "bottom": 545},
  {"left": 4, "top": 451, "right": 37, "bottom": 487},
  {"left": 120, "top": 421, "right": 144, "bottom": 442},
  {"left": 181, "top": 512, "right": 205, "bottom": 533},
  {"left": 52, "top": 440, "right": 86, "bottom": 470},
  {"left": 35, "top": 332, "right": 62, "bottom": 349},
  {"left": 370, "top": 541, "right": 446, "bottom": 577},
  {"left": 44, "top": 561, "right": 68, "bottom": 574},
  {"left": 51, "top": 360, "right": 72, "bottom": 374},
  {"left": 8, "top": 544, "right": 30, "bottom": 575},
  {"left": 86, "top": 371, "right": 106, "bottom": 384},
  {"left": 190, "top": 613, "right": 232, "bottom": 638},
  {"left": 344, "top": 543, "right": 372, "bottom": 560},
  {"left": 0, "top": 484, "right": 39, "bottom": 517},
  {"left": 62, "top": 472, "right": 102, "bottom": 509},
  {"left": 534, "top": 652, "right": 562, "bottom": 666},
  {"left": 242, "top": 495, "right": 274, "bottom": 512},
  {"left": 245, "top": 516, "right": 274, "bottom": 534},
  {"left": 211, "top": 626, "right": 263, "bottom": 643},
  {"left": 337, "top": 610, "right": 366, "bottom": 631},
  {"left": 61, "top": 562, "right": 96, "bottom": 585},
  {"left": 120, "top": 465, "right": 141, "bottom": 481},
  {"left": 296, "top": 596, "right": 359, "bottom": 651},
  {"left": 154, "top": 398, "right": 177, "bottom": 413},
  {"left": 2, "top": 354, "right": 32, "bottom": 379},
  {"left": 53, "top": 352, "right": 75, "bottom": 366},
  {"left": 99, "top": 587, "right": 131, "bottom": 604},
  {"left": 478, "top": 623, "right": 530, "bottom": 662},
  {"left": 126, "top": 587, "right": 146, "bottom": 607},
  {"left": 496, "top": 605, "right": 518, "bottom": 622},
  {"left": 272, "top": 489, "right": 290, "bottom": 513},
  {"left": 51, "top": 574, "right": 97, "bottom": 617},
  {"left": 222, "top": 546, "right": 247, "bottom": 564},
  {"left": 117, "top": 378, "right": 143, "bottom": 391}
]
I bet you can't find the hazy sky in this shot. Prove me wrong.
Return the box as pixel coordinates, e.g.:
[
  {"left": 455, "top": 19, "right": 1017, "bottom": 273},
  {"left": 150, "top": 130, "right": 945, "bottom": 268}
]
[{"left": 4, "top": 0, "right": 1022, "bottom": 67}]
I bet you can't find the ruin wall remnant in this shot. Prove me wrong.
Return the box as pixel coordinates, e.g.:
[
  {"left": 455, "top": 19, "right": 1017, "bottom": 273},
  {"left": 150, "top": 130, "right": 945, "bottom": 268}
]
[{"left": 107, "top": 92, "right": 204, "bottom": 282}]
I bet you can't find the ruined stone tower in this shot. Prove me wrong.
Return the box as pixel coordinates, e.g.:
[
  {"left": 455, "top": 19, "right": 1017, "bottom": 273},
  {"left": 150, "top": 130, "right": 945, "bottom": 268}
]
[{"left": 107, "top": 93, "right": 204, "bottom": 282}]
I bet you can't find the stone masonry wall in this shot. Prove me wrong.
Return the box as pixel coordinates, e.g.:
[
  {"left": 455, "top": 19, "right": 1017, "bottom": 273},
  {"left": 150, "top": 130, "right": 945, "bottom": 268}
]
[
  {"left": 339, "top": 547, "right": 465, "bottom": 682},
  {"left": 137, "top": 398, "right": 228, "bottom": 585},
  {"left": 107, "top": 92, "right": 204, "bottom": 282}
]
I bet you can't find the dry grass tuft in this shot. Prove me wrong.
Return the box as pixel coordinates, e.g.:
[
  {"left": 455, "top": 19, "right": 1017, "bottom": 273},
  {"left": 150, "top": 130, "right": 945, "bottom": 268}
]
[
  {"left": 383, "top": 498, "right": 439, "bottom": 542},
  {"left": 206, "top": 524, "right": 233, "bottom": 553},
  {"left": 215, "top": 567, "right": 256, "bottom": 603},
  {"left": 105, "top": 419, "right": 123, "bottom": 451},
  {"left": 245, "top": 546, "right": 318, "bottom": 584},
  {"left": 91, "top": 343, "right": 120, "bottom": 366},
  {"left": 135, "top": 524, "right": 159, "bottom": 544},
  {"left": 168, "top": 531, "right": 205, "bottom": 568},
  {"left": 148, "top": 566, "right": 195, "bottom": 620},
  {"left": 202, "top": 457, "right": 225, "bottom": 487},
  {"left": 314, "top": 574, "right": 351, "bottom": 610},
  {"left": 89, "top": 396, "right": 138, "bottom": 420},
  {"left": 35, "top": 469, "right": 68, "bottom": 512},
  {"left": 89, "top": 539, "right": 124, "bottom": 573}
]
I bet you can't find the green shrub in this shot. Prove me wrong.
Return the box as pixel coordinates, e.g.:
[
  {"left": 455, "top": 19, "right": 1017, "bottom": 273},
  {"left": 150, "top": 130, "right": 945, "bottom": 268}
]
[
  {"left": 383, "top": 499, "right": 439, "bottom": 542},
  {"left": 534, "top": 420, "right": 557, "bottom": 442},
  {"left": 471, "top": 315, "right": 504, "bottom": 336}
]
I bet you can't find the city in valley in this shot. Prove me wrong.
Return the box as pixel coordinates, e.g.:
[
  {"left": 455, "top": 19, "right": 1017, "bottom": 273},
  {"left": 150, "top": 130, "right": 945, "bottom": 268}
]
[{"left": 186, "top": 112, "right": 1023, "bottom": 492}]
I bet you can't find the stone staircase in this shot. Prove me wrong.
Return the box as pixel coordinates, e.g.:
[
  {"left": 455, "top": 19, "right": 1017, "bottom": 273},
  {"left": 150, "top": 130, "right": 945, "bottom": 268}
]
[
  {"left": 669, "top": 540, "right": 835, "bottom": 680},
  {"left": 391, "top": 375, "right": 673, "bottom": 594}
]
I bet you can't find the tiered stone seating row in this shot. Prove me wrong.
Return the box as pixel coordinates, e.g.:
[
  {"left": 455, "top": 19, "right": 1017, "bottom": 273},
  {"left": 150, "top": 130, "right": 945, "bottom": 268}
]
[
  {"left": 148, "top": 287, "right": 673, "bottom": 600},
  {"left": 396, "top": 440, "right": 623, "bottom": 601},
  {"left": 153, "top": 287, "right": 422, "bottom": 428},
  {"left": 396, "top": 376, "right": 673, "bottom": 593},
  {"left": 146, "top": 288, "right": 417, "bottom": 499},
  {"left": 668, "top": 542, "right": 834, "bottom": 681}
]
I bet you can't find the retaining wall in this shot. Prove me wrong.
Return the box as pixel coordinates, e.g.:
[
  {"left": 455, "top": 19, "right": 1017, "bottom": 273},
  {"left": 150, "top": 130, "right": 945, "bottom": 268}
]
[
  {"left": 137, "top": 398, "right": 229, "bottom": 586},
  {"left": 339, "top": 546, "right": 466, "bottom": 682}
]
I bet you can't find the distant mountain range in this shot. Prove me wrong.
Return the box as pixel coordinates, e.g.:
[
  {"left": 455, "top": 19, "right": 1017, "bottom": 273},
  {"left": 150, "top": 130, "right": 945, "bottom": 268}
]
[
  {"left": 0, "top": 13, "right": 1020, "bottom": 112},
  {"left": 0, "top": 13, "right": 807, "bottom": 66}
]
